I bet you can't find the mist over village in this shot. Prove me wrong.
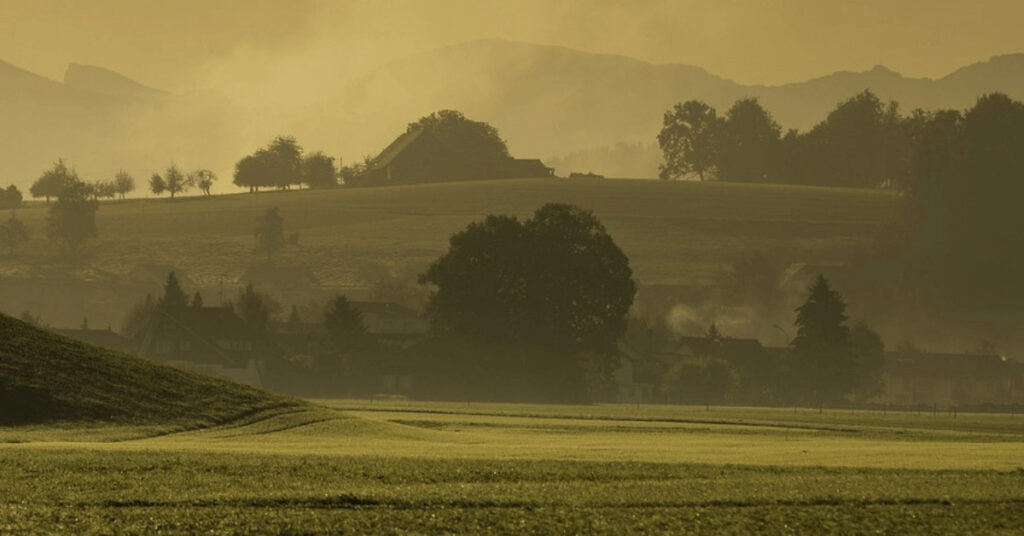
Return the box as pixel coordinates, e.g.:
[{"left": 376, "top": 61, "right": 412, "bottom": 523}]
[{"left": 1, "top": 1, "right": 1024, "bottom": 533}]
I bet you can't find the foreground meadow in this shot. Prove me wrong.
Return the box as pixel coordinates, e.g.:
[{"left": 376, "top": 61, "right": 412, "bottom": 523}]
[{"left": 2, "top": 401, "right": 1022, "bottom": 534}]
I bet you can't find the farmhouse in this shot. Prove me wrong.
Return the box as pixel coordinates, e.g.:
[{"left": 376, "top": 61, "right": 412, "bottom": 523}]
[
  {"left": 879, "top": 350, "right": 1024, "bottom": 407},
  {"left": 135, "top": 305, "right": 288, "bottom": 389},
  {"left": 354, "top": 127, "right": 554, "bottom": 186}
]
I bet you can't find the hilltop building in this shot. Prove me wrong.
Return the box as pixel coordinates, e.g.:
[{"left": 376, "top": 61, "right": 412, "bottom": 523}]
[{"left": 352, "top": 127, "right": 554, "bottom": 186}]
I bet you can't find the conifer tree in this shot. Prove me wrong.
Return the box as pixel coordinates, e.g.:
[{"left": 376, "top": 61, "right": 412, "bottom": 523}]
[
  {"left": 791, "top": 275, "right": 855, "bottom": 404},
  {"left": 159, "top": 272, "right": 189, "bottom": 307}
]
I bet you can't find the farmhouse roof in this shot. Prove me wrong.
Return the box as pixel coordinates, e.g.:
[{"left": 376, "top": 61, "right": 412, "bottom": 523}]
[{"left": 370, "top": 128, "right": 425, "bottom": 170}]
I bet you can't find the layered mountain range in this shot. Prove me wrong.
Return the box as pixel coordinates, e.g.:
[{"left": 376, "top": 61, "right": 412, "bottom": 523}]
[{"left": 2, "top": 39, "right": 1023, "bottom": 186}]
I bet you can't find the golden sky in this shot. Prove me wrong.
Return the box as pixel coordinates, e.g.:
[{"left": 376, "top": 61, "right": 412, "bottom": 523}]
[{"left": 2, "top": 0, "right": 1023, "bottom": 91}]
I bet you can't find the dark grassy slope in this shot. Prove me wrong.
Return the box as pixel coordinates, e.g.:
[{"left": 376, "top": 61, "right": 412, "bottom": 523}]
[{"left": 0, "top": 314, "right": 295, "bottom": 426}]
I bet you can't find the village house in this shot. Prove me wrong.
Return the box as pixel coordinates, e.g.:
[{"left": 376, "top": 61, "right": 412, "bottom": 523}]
[
  {"left": 135, "top": 305, "right": 288, "bottom": 389},
  {"left": 878, "top": 350, "right": 1024, "bottom": 408}
]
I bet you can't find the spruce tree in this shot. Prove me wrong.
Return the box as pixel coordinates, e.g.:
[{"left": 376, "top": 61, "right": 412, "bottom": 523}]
[
  {"left": 791, "top": 275, "right": 855, "bottom": 405},
  {"left": 159, "top": 272, "right": 189, "bottom": 307}
]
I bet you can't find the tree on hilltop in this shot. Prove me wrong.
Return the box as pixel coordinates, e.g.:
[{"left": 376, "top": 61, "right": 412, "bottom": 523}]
[
  {"left": 114, "top": 170, "right": 135, "bottom": 200},
  {"left": 150, "top": 164, "right": 189, "bottom": 199},
  {"left": 658, "top": 100, "right": 721, "bottom": 181},
  {"left": 189, "top": 169, "right": 217, "bottom": 196}
]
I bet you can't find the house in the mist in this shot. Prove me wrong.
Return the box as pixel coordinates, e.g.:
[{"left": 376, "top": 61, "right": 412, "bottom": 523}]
[
  {"left": 135, "top": 305, "right": 288, "bottom": 389},
  {"left": 54, "top": 328, "right": 134, "bottom": 354},
  {"left": 614, "top": 330, "right": 778, "bottom": 404},
  {"left": 878, "top": 351, "right": 1024, "bottom": 407},
  {"left": 351, "top": 127, "right": 554, "bottom": 186}
]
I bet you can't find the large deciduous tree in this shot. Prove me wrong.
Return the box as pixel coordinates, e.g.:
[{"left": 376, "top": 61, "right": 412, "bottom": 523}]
[
  {"left": 419, "top": 203, "right": 635, "bottom": 401},
  {"left": 657, "top": 100, "right": 721, "bottom": 181}
]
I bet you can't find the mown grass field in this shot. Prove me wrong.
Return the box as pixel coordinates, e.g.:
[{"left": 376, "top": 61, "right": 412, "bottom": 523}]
[
  {"left": 3, "top": 179, "right": 896, "bottom": 286},
  {"left": 2, "top": 400, "right": 1022, "bottom": 534}
]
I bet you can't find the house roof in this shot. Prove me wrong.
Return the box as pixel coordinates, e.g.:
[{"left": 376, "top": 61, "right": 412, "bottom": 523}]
[{"left": 369, "top": 128, "right": 425, "bottom": 170}]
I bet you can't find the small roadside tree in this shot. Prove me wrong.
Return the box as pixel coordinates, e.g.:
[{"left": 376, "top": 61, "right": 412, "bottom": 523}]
[
  {"left": 46, "top": 180, "right": 98, "bottom": 255},
  {"left": 254, "top": 207, "right": 287, "bottom": 263},
  {"left": 0, "top": 215, "right": 29, "bottom": 255}
]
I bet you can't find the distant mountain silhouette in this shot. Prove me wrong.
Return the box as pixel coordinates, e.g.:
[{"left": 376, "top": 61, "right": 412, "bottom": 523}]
[
  {"left": 2, "top": 41, "right": 1023, "bottom": 185},
  {"left": 64, "top": 62, "right": 167, "bottom": 99}
]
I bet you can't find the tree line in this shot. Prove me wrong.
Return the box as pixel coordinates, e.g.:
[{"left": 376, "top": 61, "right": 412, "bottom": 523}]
[{"left": 660, "top": 90, "right": 923, "bottom": 188}]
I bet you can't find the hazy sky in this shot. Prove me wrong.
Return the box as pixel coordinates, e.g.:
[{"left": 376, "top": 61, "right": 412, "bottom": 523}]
[{"left": 3, "top": 0, "right": 1024, "bottom": 92}]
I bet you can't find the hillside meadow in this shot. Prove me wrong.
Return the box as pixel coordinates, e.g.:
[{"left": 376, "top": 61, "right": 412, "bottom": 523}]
[
  {"left": 1, "top": 178, "right": 896, "bottom": 288},
  {"left": 2, "top": 400, "right": 1023, "bottom": 534}
]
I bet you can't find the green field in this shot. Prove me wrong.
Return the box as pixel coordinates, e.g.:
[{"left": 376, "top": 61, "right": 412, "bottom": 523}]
[
  {"left": 3, "top": 179, "right": 896, "bottom": 287},
  {"left": 3, "top": 400, "right": 1022, "bottom": 534}
]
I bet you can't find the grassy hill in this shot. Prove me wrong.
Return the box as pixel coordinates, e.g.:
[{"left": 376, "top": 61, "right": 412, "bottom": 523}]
[
  {"left": 4, "top": 178, "right": 896, "bottom": 285},
  {"left": 0, "top": 313, "right": 294, "bottom": 427}
]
